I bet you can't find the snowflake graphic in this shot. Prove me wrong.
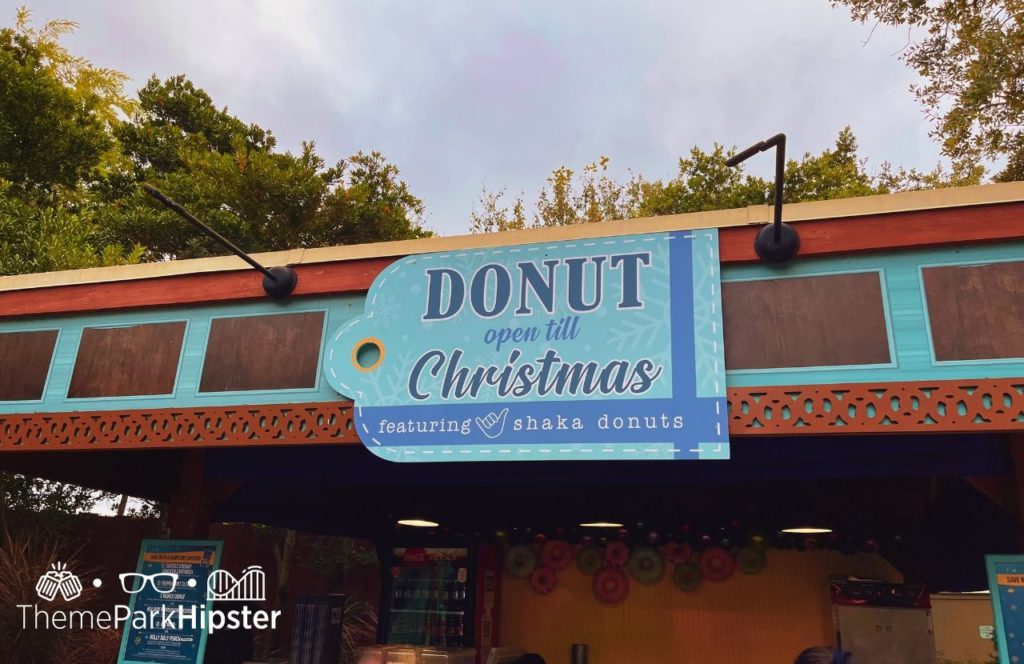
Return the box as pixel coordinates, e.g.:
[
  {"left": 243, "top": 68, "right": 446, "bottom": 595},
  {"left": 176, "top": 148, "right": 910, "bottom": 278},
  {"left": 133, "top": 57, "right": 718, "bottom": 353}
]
[
  {"left": 372, "top": 294, "right": 401, "bottom": 326},
  {"left": 361, "top": 350, "right": 418, "bottom": 406}
]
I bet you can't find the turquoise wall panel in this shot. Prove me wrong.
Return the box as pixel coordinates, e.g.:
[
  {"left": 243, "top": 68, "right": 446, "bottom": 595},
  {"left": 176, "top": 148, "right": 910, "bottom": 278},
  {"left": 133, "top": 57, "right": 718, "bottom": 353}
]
[
  {"left": 1, "top": 238, "right": 1023, "bottom": 414},
  {"left": 723, "top": 239, "right": 1024, "bottom": 387},
  {"left": 0, "top": 295, "right": 364, "bottom": 413}
]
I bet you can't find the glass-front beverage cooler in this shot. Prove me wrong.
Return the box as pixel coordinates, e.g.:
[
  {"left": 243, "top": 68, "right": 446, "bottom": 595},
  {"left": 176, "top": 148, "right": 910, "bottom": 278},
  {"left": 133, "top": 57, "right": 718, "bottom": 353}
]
[{"left": 378, "top": 545, "right": 500, "bottom": 660}]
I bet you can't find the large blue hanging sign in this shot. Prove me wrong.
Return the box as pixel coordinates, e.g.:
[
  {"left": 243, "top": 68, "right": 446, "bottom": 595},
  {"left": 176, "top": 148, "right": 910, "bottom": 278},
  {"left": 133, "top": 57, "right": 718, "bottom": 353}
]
[{"left": 324, "top": 230, "right": 727, "bottom": 462}]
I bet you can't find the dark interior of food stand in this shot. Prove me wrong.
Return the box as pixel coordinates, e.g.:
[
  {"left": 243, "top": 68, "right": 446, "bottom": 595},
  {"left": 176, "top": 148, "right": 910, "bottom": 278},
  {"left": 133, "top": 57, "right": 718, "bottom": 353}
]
[{"left": 3, "top": 432, "right": 1014, "bottom": 592}]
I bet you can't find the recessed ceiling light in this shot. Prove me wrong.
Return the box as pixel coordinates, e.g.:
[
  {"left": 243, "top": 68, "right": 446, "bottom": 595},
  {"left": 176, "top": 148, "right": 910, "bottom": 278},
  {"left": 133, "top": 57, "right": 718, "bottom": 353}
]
[
  {"left": 782, "top": 527, "right": 832, "bottom": 534},
  {"left": 579, "top": 521, "right": 624, "bottom": 528},
  {"left": 397, "top": 519, "right": 439, "bottom": 528}
]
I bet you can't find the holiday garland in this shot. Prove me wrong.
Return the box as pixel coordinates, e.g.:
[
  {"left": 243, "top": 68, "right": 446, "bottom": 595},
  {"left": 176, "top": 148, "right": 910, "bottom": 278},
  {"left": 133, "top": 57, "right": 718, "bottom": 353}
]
[{"left": 503, "top": 535, "right": 768, "bottom": 604}]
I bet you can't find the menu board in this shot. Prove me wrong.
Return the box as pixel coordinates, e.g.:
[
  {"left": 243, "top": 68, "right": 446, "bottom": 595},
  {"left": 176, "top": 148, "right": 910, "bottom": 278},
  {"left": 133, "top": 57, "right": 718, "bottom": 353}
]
[
  {"left": 986, "top": 554, "right": 1024, "bottom": 664},
  {"left": 117, "top": 540, "right": 222, "bottom": 664}
]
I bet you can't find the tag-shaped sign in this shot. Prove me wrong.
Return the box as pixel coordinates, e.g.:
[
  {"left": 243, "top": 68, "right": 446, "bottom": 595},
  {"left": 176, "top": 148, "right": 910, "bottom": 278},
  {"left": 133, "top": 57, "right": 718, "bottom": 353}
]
[{"left": 324, "top": 230, "right": 727, "bottom": 462}]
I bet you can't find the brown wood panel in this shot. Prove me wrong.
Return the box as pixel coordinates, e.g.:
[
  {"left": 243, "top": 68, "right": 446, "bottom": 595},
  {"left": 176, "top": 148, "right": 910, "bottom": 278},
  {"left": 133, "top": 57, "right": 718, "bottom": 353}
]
[
  {"left": 199, "top": 311, "right": 325, "bottom": 392},
  {"left": 722, "top": 272, "right": 891, "bottom": 369},
  {"left": 922, "top": 260, "right": 1024, "bottom": 361},
  {"left": 1, "top": 203, "right": 1024, "bottom": 320},
  {"left": 68, "top": 322, "right": 186, "bottom": 398},
  {"left": 0, "top": 330, "right": 58, "bottom": 400}
]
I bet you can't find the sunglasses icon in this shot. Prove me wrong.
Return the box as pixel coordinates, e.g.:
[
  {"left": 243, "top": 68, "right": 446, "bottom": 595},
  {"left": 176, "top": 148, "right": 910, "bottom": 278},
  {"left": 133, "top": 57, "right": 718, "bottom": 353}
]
[{"left": 118, "top": 573, "right": 196, "bottom": 594}]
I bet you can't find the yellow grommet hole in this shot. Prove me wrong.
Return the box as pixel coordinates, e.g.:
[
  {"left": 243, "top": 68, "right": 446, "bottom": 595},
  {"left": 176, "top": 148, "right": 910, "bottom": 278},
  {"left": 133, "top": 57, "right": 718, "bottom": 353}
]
[{"left": 352, "top": 337, "right": 384, "bottom": 372}]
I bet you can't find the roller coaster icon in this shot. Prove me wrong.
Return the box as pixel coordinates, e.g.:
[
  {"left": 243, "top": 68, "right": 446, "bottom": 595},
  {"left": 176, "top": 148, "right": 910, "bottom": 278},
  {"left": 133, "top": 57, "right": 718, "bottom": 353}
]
[{"left": 206, "top": 565, "right": 266, "bottom": 602}]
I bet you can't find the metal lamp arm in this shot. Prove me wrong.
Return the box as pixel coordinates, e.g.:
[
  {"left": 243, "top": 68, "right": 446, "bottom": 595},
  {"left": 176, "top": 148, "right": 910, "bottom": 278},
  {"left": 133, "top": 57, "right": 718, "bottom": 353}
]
[
  {"left": 142, "top": 185, "right": 298, "bottom": 298},
  {"left": 725, "top": 133, "right": 799, "bottom": 263}
]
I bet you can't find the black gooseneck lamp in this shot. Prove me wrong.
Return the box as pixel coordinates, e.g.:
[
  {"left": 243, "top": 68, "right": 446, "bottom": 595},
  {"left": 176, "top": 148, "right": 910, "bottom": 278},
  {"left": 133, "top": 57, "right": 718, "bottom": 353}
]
[
  {"left": 725, "top": 133, "right": 800, "bottom": 263},
  {"left": 142, "top": 184, "right": 298, "bottom": 298}
]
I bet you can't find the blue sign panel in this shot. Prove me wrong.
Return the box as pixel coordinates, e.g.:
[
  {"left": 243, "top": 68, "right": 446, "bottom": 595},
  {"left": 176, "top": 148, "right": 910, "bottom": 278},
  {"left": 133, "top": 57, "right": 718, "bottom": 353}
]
[
  {"left": 323, "top": 230, "right": 727, "bottom": 462},
  {"left": 118, "top": 540, "right": 221, "bottom": 664},
  {"left": 987, "top": 554, "right": 1024, "bottom": 664}
]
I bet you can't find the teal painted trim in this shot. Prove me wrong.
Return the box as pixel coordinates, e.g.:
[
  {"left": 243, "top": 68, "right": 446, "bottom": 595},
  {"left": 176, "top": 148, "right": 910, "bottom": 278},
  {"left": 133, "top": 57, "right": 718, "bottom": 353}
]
[
  {"left": 0, "top": 295, "right": 364, "bottom": 414},
  {"left": 723, "top": 268, "right": 898, "bottom": 377},
  {"left": 723, "top": 240, "right": 1024, "bottom": 387},
  {"left": 918, "top": 255, "right": 1024, "bottom": 367},
  {"left": 916, "top": 263, "right": 940, "bottom": 369}
]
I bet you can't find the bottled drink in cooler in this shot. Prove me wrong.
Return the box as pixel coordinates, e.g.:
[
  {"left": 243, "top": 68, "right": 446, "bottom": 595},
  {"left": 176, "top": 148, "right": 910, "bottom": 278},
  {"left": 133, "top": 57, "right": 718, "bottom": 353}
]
[{"left": 382, "top": 547, "right": 494, "bottom": 651}]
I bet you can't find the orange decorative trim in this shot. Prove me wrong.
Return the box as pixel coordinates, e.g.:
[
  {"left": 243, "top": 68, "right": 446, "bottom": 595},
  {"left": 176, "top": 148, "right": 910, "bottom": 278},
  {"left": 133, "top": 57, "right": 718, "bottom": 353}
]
[
  {"left": 728, "top": 378, "right": 1024, "bottom": 434},
  {"left": 0, "top": 402, "right": 358, "bottom": 451},
  {"left": 2, "top": 379, "right": 1023, "bottom": 452}
]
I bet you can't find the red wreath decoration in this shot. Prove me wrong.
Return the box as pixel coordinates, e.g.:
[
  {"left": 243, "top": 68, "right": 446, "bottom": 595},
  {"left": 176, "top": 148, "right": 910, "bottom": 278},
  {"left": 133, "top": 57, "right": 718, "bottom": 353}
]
[
  {"left": 529, "top": 566, "right": 558, "bottom": 594},
  {"left": 541, "top": 539, "right": 574, "bottom": 572},
  {"left": 604, "top": 541, "right": 630, "bottom": 566},
  {"left": 698, "top": 546, "right": 737, "bottom": 583},
  {"left": 592, "top": 566, "right": 630, "bottom": 605}
]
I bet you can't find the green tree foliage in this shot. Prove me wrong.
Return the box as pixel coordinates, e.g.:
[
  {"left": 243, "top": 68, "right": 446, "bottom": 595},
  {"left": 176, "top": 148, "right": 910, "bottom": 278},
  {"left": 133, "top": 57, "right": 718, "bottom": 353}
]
[
  {"left": 315, "top": 151, "right": 430, "bottom": 245},
  {"left": 117, "top": 75, "right": 271, "bottom": 173},
  {"left": 97, "top": 75, "right": 429, "bottom": 260},
  {"left": 535, "top": 157, "right": 643, "bottom": 225},
  {"left": 636, "top": 145, "right": 769, "bottom": 217},
  {"left": 831, "top": 0, "right": 1024, "bottom": 180},
  {"left": 2, "top": 10, "right": 429, "bottom": 273},
  {"left": 10, "top": 8, "right": 134, "bottom": 130},
  {"left": 0, "top": 473, "right": 106, "bottom": 533},
  {"left": 0, "top": 186, "right": 143, "bottom": 274},
  {"left": 471, "top": 128, "right": 982, "bottom": 231},
  {"left": 0, "top": 28, "right": 110, "bottom": 194},
  {"left": 469, "top": 187, "right": 528, "bottom": 233},
  {"left": 0, "top": 10, "right": 142, "bottom": 275}
]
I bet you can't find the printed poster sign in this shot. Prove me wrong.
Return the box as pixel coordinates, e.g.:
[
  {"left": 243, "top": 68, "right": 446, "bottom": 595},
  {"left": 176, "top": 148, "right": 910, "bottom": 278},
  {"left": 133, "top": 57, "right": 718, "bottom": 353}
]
[
  {"left": 118, "top": 540, "right": 221, "bottom": 664},
  {"left": 324, "top": 230, "right": 728, "bottom": 462},
  {"left": 987, "top": 554, "right": 1024, "bottom": 664}
]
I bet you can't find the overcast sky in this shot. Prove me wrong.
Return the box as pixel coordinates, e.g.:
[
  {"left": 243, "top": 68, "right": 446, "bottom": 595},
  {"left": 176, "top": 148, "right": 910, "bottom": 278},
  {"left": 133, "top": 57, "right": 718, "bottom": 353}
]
[{"left": 11, "top": 1, "right": 939, "bottom": 236}]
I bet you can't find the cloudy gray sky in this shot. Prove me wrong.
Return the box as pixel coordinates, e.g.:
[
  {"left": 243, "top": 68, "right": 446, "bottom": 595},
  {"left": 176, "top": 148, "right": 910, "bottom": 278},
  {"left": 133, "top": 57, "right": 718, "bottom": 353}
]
[{"left": 11, "top": 1, "right": 938, "bottom": 235}]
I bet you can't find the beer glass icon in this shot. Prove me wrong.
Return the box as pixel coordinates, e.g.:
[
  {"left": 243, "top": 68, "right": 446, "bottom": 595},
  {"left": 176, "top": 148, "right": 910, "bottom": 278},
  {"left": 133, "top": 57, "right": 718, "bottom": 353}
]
[{"left": 35, "top": 562, "right": 83, "bottom": 602}]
